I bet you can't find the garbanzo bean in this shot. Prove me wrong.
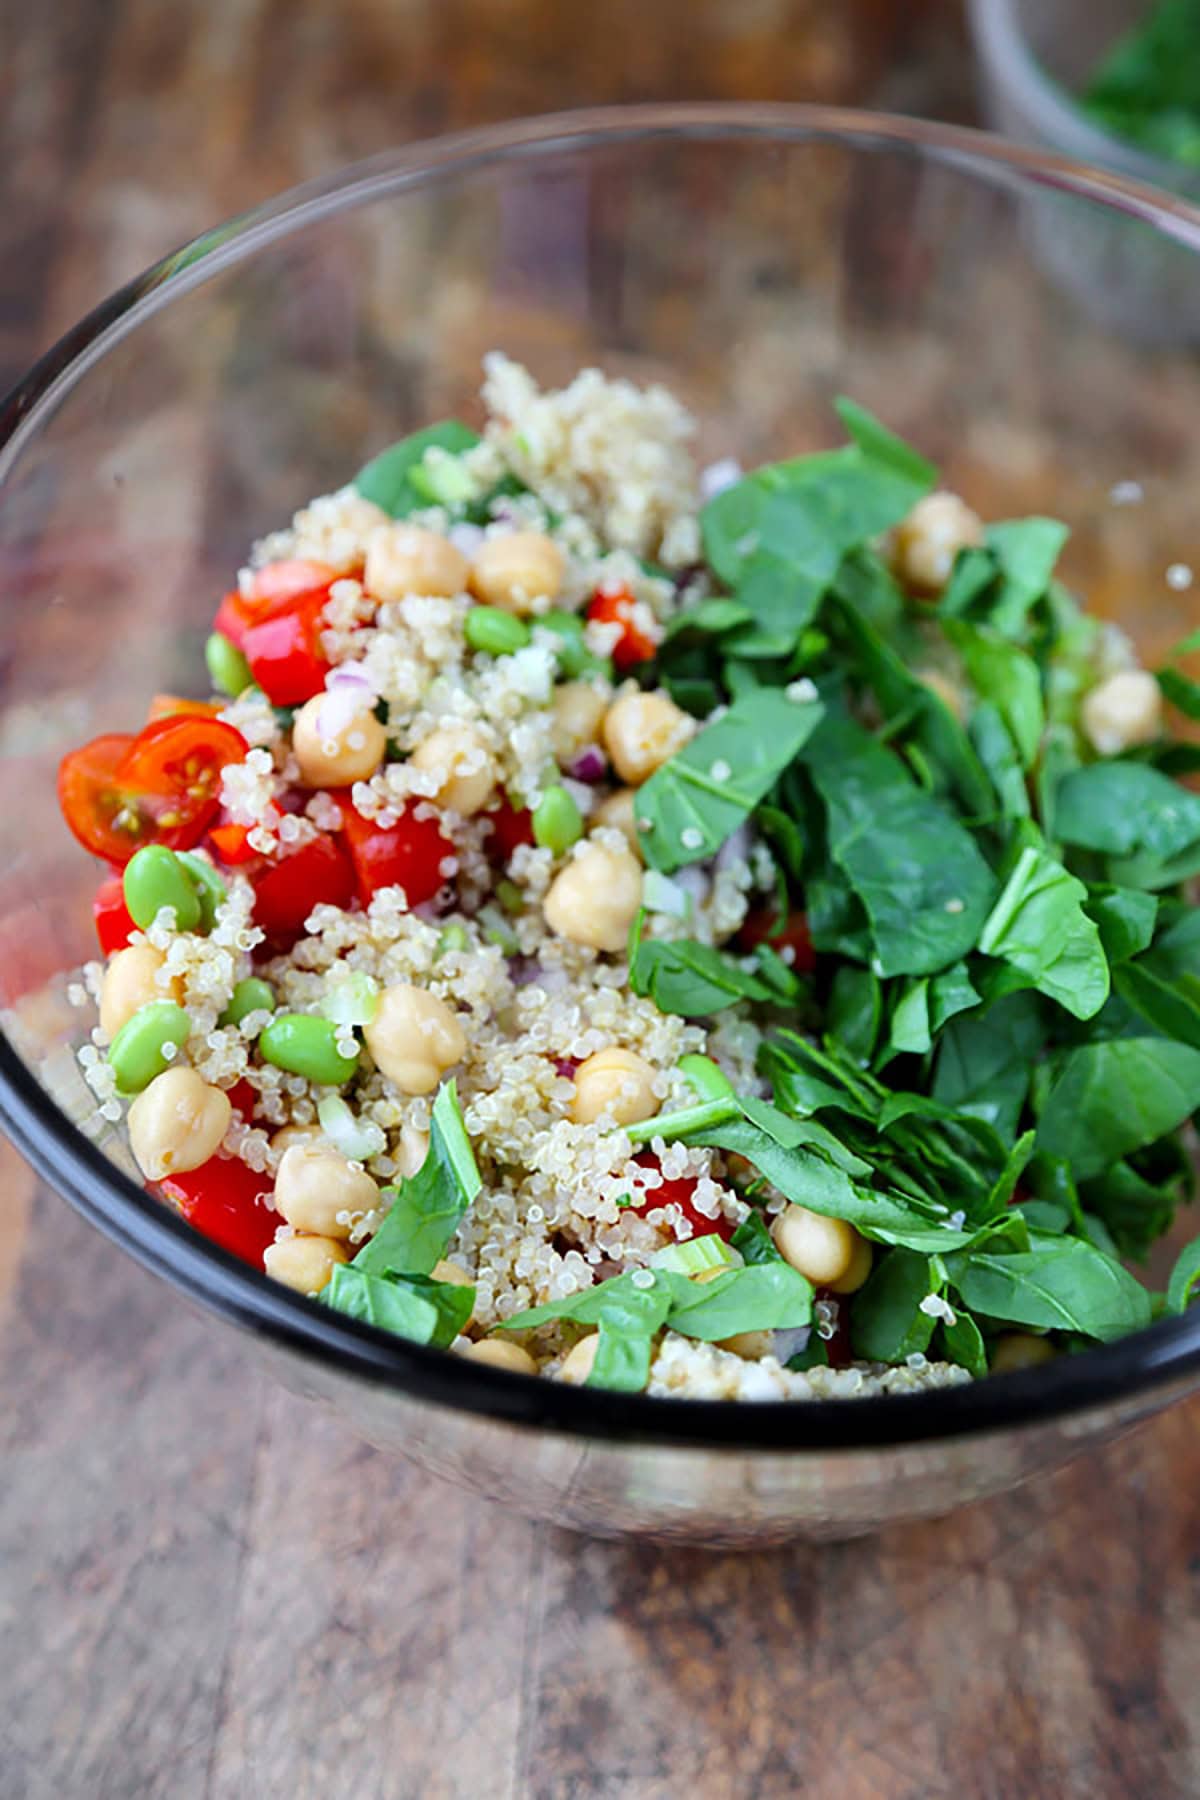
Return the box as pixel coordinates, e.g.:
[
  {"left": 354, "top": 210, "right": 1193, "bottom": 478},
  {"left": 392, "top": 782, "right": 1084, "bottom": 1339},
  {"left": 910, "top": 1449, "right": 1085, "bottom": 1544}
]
[
  {"left": 891, "top": 491, "right": 984, "bottom": 595},
  {"left": 550, "top": 680, "right": 608, "bottom": 764},
  {"left": 771, "top": 1205, "right": 859, "bottom": 1287},
  {"left": 571, "top": 1047, "right": 660, "bottom": 1126},
  {"left": 273, "top": 1143, "right": 378, "bottom": 1239},
  {"left": 269, "top": 1123, "right": 325, "bottom": 1158},
  {"left": 364, "top": 522, "right": 469, "bottom": 601},
  {"left": 99, "top": 944, "right": 182, "bottom": 1039},
  {"left": 559, "top": 1333, "right": 599, "bottom": 1385},
  {"left": 458, "top": 1336, "right": 539, "bottom": 1375},
  {"left": 127, "top": 1066, "right": 232, "bottom": 1181},
  {"left": 827, "top": 1232, "right": 873, "bottom": 1296},
  {"left": 602, "top": 690, "right": 693, "bottom": 785},
  {"left": 542, "top": 840, "right": 643, "bottom": 952},
  {"left": 263, "top": 1233, "right": 348, "bottom": 1295},
  {"left": 396, "top": 1123, "right": 430, "bottom": 1179},
  {"left": 364, "top": 983, "right": 466, "bottom": 1094},
  {"left": 469, "top": 530, "right": 565, "bottom": 614},
  {"left": 1081, "top": 669, "right": 1163, "bottom": 756},
  {"left": 409, "top": 723, "right": 497, "bottom": 816},
  {"left": 591, "top": 787, "right": 641, "bottom": 855},
  {"left": 291, "top": 693, "right": 387, "bottom": 786},
  {"left": 990, "top": 1332, "right": 1057, "bottom": 1375},
  {"left": 718, "top": 1330, "right": 775, "bottom": 1361}
]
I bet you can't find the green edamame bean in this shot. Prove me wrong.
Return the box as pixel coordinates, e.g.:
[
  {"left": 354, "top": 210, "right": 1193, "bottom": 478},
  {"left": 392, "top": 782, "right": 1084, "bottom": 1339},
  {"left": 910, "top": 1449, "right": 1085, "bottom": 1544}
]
[
  {"left": 532, "top": 784, "right": 583, "bottom": 854},
  {"left": 541, "top": 610, "right": 613, "bottom": 680},
  {"left": 678, "top": 1053, "right": 735, "bottom": 1102},
  {"left": 123, "top": 845, "right": 202, "bottom": 932},
  {"left": 176, "top": 852, "right": 226, "bottom": 931},
  {"left": 464, "top": 606, "right": 532, "bottom": 657},
  {"left": 108, "top": 1002, "right": 193, "bottom": 1094},
  {"left": 205, "top": 631, "right": 253, "bottom": 697},
  {"left": 259, "top": 1013, "right": 359, "bottom": 1085},
  {"left": 219, "top": 977, "right": 276, "bottom": 1027}
]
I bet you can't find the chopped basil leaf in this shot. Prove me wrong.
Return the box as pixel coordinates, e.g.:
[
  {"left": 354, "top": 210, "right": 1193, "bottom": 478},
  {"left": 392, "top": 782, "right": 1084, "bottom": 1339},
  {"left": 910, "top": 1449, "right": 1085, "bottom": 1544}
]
[
  {"left": 354, "top": 1080, "right": 481, "bottom": 1278},
  {"left": 1036, "top": 1038, "right": 1200, "bottom": 1182},
  {"left": 354, "top": 421, "right": 481, "bottom": 517},
  {"left": 1166, "top": 1237, "right": 1200, "bottom": 1315},
  {"left": 977, "top": 842, "right": 1110, "bottom": 1021},
  {"left": 945, "top": 1235, "right": 1152, "bottom": 1341},
  {"left": 323, "top": 1266, "right": 475, "bottom": 1347}
]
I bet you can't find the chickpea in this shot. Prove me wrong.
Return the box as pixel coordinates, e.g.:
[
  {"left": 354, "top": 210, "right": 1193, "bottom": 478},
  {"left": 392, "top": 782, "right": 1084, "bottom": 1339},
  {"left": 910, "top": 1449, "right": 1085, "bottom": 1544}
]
[
  {"left": 558, "top": 1332, "right": 599, "bottom": 1385},
  {"left": 99, "top": 944, "right": 182, "bottom": 1039},
  {"left": 990, "top": 1332, "right": 1057, "bottom": 1375},
  {"left": 469, "top": 530, "right": 565, "bottom": 614},
  {"left": 364, "top": 522, "right": 469, "bottom": 601},
  {"left": 263, "top": 1233, "right": 348, "bottom": 1295},
  {"left": 891, "top": 491, "right": 984, "bottom": 595},
  {"left": 718, "top": 1330, "right": 775, "bottom": 1361},
  {"left": 571, "top": 1047, "right": 659, "bottom": 1126},
  {"left": 409, "top": 723, "right": 497, "bottom": 816},
  {"left": 291, "top": 693, "right": 387, "bottom": 786},
  {"left": 602, "top": 690, "right": 693, "bottom": 786},
  {"left": 396, "top": 1123, "right": 430, "bottom": 1179},
  {"left": 364, "top": 983, "right": 466, "bottom": 1094},
  {"left": 542, "top": 840, "right": 643, "bottom": 952},
  {"left": 550, "top": 680, "right": 609, "bottom": 765},
  {"left": 432, "top": 1256, "right": 475, "bottom": 1326},
  {"left": 458, "top": 1336, "right": 539, "bottom": 1375},
  {"left": 827, "top": 1232, "right": 873, "bottom": 1296},
  {"left": 771, "top": 1205, "right": 859, "bottom": 1287},
  {"left": 270, "top": 1122, "right": 325, "bottom": 1158},
  {"left": 128, "top": 1066, "right": 233, "bottom": 1181},
  {"left": 1081, "top": 669, "right": 1162, "bottom": 756},
  {"left": 592, "top": 787, "right": 641, "bottom": 856},
  {"left": 273, "top": 1142, "right": 378, "bottom": 1239}
]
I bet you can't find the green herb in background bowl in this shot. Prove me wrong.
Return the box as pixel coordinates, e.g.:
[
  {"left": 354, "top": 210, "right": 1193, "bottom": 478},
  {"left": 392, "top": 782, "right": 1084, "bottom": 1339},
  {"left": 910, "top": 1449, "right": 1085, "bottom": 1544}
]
[{"left": 1080, "top": 0, "right": 1200, "bottom": 167}]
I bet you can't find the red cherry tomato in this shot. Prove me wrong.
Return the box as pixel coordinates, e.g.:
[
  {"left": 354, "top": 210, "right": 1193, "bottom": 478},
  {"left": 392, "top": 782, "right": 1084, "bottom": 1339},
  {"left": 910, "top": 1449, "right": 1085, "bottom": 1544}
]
[
  {"left": 146, "top": 693, "right": 222, "bottom": 724},
  {"left": 737, "top": 907, "right": 816, "bottom": 975},
  {"left": 213, "top": 559, "right": 336, "bottom": 650},
  {"left": 631, "top": 1154, "right": 736, "bottom": 1241},
  {"left": 251, "top": 833, "right": 356, "bottom": 943},
  {"left": 93, "top": 875, "right": 136, "bottom": 954},
  {"left": 158, "top": 1156, "right": 278, "bottom": 1267},
  {"left": 484, "top": 797, "right": 535, "bottom": 863},
  {"left": 240, "top": 596, "right": 329, "bottom": 706},
  {"left": 58, "top": 716, "right": 248, "bottom": 865},
  {"left": 587, "top": 586, "right": 658, "bottom": 670},
  {"left": 337, "top": 796, "right": 451, "bottom": 907}
]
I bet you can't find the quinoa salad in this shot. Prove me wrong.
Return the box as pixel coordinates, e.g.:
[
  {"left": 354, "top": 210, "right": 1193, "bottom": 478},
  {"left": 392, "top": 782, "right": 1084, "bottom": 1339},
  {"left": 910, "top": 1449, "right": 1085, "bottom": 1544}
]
[{"left": 54, "top": 355, "right": 1200, "bottom": 1401}]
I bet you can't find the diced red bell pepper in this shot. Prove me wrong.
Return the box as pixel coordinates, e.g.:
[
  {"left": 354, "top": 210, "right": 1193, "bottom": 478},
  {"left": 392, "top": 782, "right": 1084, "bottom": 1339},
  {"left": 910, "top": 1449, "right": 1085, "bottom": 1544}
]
[
  {"left": 93, "top": 876, "right": 136, "bottom": 954},
  {"left": 158, "top": 1155, "right": 279, "bottom": 1267},
  {"left": 484, "top": 796, "right": 535, "bottom": 863},
  {"left": 251, "top": 832, "right": 356, "bottom": 943},
  {"left": 240, "top": 595, "right": 329, "bottom": 706},
  {"left": 737, "top": 906, "right": 817, "bottom": 975},
  {"left": 587, "top": 585, "right": 658, "bottom": 670},
  {"left": 336, "top": 796, "right": 451, "bottom": 907},
  {"left": 209, "top": 820, "right": 259, "bottom": 867},
  {"left": 631, "top": 1154, "right": 736, "bottom": 1241},
  {"left": 224, "top": 1078, "right": 259, "bottom": 1121},
  {"left": 213, "top": 559, "right": 336, "bottom": 650}
]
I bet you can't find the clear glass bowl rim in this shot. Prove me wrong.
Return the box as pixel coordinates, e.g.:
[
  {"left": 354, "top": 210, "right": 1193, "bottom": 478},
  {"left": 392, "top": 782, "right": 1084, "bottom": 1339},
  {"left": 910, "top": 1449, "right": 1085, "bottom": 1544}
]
[{"left": 5, "top": 101, "right": 1200, "bottom": 1454}]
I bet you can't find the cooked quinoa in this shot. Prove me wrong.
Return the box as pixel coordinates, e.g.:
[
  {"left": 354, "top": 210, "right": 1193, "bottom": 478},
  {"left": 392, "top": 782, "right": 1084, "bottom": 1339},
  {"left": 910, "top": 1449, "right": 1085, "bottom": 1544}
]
[{"left": 53, "top": 355, "right": 1200, "bottom": 1399}]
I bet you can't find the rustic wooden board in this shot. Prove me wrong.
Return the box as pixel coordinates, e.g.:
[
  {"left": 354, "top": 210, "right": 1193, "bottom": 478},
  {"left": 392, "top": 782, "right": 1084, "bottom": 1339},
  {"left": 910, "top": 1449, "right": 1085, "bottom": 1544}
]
[{"left": 4, "top": 4, "right": 1200, "bottom": 1796}]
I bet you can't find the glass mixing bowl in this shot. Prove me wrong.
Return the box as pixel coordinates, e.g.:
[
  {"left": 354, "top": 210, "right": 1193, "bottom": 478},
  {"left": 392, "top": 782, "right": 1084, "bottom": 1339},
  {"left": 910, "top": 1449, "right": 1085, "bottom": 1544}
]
[{"left": 4, "top": 105, "right": 1200, "bottom": 1547}]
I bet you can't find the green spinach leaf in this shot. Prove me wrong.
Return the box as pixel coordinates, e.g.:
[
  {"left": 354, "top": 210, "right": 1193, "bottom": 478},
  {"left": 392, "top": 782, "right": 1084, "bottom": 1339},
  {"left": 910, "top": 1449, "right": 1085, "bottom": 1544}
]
[{"left": 354, "top": 1081, "right": 481, "bottom": 1278}]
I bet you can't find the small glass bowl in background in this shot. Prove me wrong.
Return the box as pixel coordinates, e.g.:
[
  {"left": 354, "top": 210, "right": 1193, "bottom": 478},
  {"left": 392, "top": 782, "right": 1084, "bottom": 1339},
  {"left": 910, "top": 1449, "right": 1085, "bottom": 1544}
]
[{"left": 968, "top": 0, "right": 1200, "bottom": 341}]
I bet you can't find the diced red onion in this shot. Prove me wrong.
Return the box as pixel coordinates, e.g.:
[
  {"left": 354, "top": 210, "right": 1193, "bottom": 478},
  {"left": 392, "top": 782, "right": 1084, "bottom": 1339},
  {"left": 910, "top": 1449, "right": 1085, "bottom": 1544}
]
[
  {"left": 315, "top": 662, "right": 378, "bottom": 740},
  {"left": 568, "top": 745, "right": 608, "bottom": 783},
  {"left": 773, "top": 1325, "right": 811, "bottom": 1364},
  {"left": 715, "top": 823, "right": 754, "bottom": 871},
  {"left": 555, "top": 1056, "right": 580, "bottom": 1078}
]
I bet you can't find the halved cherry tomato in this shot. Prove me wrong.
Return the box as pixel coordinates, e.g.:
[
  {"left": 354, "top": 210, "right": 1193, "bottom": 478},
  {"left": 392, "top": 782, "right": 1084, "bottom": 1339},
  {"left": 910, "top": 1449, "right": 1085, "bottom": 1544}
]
[
  {"left": 93, "top": 875, "right": 136, "bottom": 954},
  {"left": 58, "top": 715, "right": 248, "bottom": 865},
  {"left": 817, "top": 1289, "right": 853, "bottom": 1368},
  {"left": 224, "top": 1078, "right": 259, "bottom": 1120},
  {"left": 631, "top": 1154, "right": 736, "bottom": 1241},
  {"left": 213, "top": 559, "right": 336, "bottom": 648},
  {"left": 146, "top": 694, "right": 222, "bottom": 724},
  {"left": 337, "top": 796, "right": 451, "bottom": 907},
  {"left": 240, "top": 596, "right": 328, "bottom": 705},
  {"left": 484, "top": 796, "right": 535, "bottom": 863},
  {"left": 251, "top": 832, "right": 357, "bottom": 942},
  {"left": 209, "top": 820, "right": 259, "bottom": 866},
  {"left": 158, "top": 1156, "right": 278, "bottom": 1266},
  {"left": 587, "top": 586, "right": 657, "bottom": 670},
  {"left": 737, "top": 906, "right": 816, "bottom": 975}
]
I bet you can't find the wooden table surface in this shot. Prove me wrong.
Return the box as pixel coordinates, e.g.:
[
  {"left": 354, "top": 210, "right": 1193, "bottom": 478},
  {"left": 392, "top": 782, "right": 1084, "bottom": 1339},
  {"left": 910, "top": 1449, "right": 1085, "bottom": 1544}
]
[{"left": 3, "top": 5, "right": 1200, "bottom": 1796}]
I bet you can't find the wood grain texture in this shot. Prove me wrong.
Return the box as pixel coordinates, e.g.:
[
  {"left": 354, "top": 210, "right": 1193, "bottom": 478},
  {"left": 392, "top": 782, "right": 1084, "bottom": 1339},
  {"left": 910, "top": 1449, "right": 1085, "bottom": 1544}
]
[{"left": 4, "top": 3, "right": 1200, "bottom": 1797}]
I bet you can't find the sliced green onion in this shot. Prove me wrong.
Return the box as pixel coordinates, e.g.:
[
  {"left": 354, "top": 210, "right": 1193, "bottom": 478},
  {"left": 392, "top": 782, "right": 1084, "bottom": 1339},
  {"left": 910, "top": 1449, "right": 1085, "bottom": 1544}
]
[
  {"left": 478, "top": 904, "right": 520, "bottom": 955},
  {"left": 678, "top": 1054, "right": 735, "bottom": 1103},
  {"left": 651, "top": 1234, "right": 740, "bottom": 1276},
  {"left": 642, "top": 870, "right": 691, "bottom": 918},
  {"left": 495, "top": 878, "right": 525, "bottom": 916},
  {"left": 435, "top": 922, "right": 470, "bottom": 959},
  {"left": 205, "top": 631, "right": 253, "bottom": 697},
  {"left": 320, "top": 970, "right": 380, "bottom": 1027},
  {"left": 625, "top": 1095, "right": 740, "bottom": 1146},
  {"left": 411, "top": 449, "right": 476, "bottom": 508},
  {"left": 532, "top": 784, "right": 584, "bottom": 854},
  {"left": 317, "top": 1094, "right": 387, "bottom": 1163}
]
